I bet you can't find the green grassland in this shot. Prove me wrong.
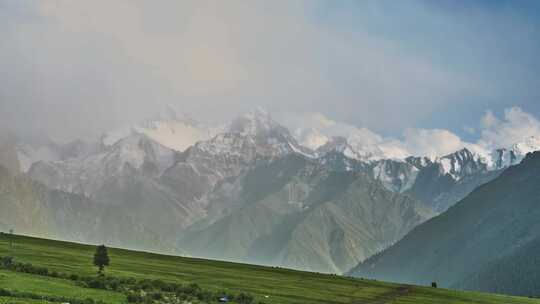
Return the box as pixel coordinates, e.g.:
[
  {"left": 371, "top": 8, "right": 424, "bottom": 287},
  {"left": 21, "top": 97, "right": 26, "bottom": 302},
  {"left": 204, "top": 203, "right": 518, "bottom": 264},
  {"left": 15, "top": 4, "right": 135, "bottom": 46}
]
[
  {"left": 0, "top": 269, "right": 126, "bottom": 303},
  {"left": 0, "top": 234, "right": 539, "bottom": 304},
  {"left": 0, "top": 297, "right": 54, "bottom": 304}
]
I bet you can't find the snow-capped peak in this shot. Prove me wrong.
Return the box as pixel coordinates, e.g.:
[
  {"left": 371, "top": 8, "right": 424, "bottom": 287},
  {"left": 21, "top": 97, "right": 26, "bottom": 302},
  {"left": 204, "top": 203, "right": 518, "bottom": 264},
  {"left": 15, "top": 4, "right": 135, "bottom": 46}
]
[
  {"left": 314, "top": 136, "right": 391, "bottom": 162},
  {"left": 510, "top": 135, "right": 540, "bottom": 157},
  {"left": 435, "top": 148, "right": 488, "bottom": 180},
  {"left": 190, "top": 108, "right": 317, "bottom": 162},
  {"left": 316, "top": 136, "right": 355, "bottom": 158},
  {"left": 101, "top": 107, "right": 217, "bottom": 153},
  {"left": 490, "top": 136, "right": 540, "bottom": 169},
  {"left": 228, "top": 107, "right": 281, "bottom": 137}
]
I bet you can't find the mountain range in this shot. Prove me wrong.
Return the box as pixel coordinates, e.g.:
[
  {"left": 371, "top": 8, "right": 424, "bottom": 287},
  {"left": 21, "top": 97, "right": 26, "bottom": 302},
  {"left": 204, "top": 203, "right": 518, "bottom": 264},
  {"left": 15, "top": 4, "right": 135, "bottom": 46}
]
[{"left": 1, "top": 108, "right": 539, "bottom": 277}]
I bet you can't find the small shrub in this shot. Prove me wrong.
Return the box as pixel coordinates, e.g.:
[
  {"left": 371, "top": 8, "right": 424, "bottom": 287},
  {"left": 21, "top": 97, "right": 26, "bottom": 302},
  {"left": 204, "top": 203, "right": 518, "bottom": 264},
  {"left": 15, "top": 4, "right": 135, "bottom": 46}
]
[
  {"left": 1, "top": 256, "right": 14, "bottom": 268},
  {"left": 0, "top": 288, "right": 12, "bottom": 296},
  {"left": 88, "top": 277, "right": 106, "bottom": 289},
  {"left": 237, "top": 293, "right": 255, "bottom": 304}
]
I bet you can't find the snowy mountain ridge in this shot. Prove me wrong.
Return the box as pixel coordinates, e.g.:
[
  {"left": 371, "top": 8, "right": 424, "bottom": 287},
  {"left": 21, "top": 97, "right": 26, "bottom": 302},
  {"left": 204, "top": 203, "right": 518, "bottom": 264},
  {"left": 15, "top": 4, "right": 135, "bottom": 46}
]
[
  {"left": 16, "top": 109, "right": 540, "bottom": 197},
  {"left": 101, "top": 107, "right": 219, "bottom": 153},
  {"left": 28, "top": 133, "right": 177, "bottom": 196},
  {"left": 5, "top": 108, "right": 540, "bottom": 273}
]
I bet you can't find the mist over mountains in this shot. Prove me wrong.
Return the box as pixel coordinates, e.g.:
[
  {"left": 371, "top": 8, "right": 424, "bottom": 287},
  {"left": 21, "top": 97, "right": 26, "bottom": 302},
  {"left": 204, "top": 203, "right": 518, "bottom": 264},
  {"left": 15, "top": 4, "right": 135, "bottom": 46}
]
[
  {"left": 1, "top": 108, "right": 539, "bottom": 277},
  {"left": 2, "top": 2, "right": 540, "bottom": 301}
]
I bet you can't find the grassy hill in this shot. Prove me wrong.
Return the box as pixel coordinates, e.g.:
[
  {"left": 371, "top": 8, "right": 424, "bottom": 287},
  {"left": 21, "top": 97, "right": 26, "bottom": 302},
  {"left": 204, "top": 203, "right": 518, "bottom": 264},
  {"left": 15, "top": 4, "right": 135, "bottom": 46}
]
[{"left": 0, "top": 234, "right": 539, "bottom": 304}]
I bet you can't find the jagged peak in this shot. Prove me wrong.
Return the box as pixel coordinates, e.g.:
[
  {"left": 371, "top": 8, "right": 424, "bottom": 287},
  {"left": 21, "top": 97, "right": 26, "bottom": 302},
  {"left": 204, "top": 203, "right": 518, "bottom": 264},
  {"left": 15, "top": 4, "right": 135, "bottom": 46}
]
[
  {"left": 405, "top": 156, "right": 433, "bottom": 169},
  {"left": 315, "top": 136, "right": 367, "bottom": 161},
  {"left": 440, "top": 147, "right": 475, "bottom": 161},
  {"left": 487, "top": 136, "right": 540, "bottom": 170},
  {"left": 228, "top": 107, "right": 282, "bottom": 136}
]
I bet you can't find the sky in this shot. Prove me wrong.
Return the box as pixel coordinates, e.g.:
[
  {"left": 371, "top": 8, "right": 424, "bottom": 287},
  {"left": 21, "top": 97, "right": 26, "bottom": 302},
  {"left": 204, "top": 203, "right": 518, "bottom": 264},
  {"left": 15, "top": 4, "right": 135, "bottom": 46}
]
[{"left": 1, "top": 0, "right": 540, "bottom": 156}]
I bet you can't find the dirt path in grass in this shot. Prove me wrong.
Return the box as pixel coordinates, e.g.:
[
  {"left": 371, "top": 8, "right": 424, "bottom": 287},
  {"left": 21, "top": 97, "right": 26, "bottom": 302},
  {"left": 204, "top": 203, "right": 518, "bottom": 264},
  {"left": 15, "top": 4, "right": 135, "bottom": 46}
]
[{"left": 354, "top": 285, "right": 411, "bottom": 304}]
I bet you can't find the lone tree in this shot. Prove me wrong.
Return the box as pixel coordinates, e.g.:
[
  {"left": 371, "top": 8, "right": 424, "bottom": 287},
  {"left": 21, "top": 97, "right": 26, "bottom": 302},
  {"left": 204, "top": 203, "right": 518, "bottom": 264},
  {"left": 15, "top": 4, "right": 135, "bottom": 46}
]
[
  {"left": 8, "top": 229, "right": 14, "bottom": 249},
  {"left": 93, "top": 245, "right": 110, "bottom": 275}
]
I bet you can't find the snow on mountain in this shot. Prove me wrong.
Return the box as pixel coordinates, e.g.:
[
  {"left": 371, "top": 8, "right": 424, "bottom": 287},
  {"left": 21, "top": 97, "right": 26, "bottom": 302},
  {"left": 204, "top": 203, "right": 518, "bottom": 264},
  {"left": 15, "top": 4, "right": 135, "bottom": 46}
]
[
  {"left": 136, "top": 119, "right": 216, "bottom": 152},
  {"left": 289, "top": 121, "right": 409, "bottom": 162},
  {"left": 456, "top": 136, "right": 540, "bottom": 172},
  {"left": 228, "top": 107, "right": 277, "bottom": 136},
  {"left": 289, "top": 126, "right": 540, "bottom": 199},
  {"left": 372, "top": 159, "right": 420, "bottom": 193},
  {"left": 183, "top": 109, "right": 314, "bottom": 176},
  {"left": 490, "top": 136, "right": 540, "bottom": 169},
  {"left": 316, "top": 136, "right": 362, "bottom": 160},
  {"left": 101, "top": 106, "right": 218, "bottom": 152},
  {"left": 222, "top": 108, "right": 314, "bottom": 158},
  {"left": 513, "top": 135, "right": 540, "bottom": 154},
  {"left": 318, "top": 136, "right": 540, "bottom": 195},
  {"left": 27, "top": 108, "right": 311, "bottom": 199},
  {"left": 28, "top": 133, "right": 177, "bottom": 196},
  {"left": 21, "top": 107, "right": 540, "bottom": 207},
  {"left": 417, "top": 136, "right": 540, "bottom": 174},
  {"left": 12, "top": 108, "right": 540, "bottom": 270},
  {"left": 436, "top": 148, "right": 489, "bottom": 181},
  {"left": 314, "top": 135, "right": 397, "bottom": 162}
]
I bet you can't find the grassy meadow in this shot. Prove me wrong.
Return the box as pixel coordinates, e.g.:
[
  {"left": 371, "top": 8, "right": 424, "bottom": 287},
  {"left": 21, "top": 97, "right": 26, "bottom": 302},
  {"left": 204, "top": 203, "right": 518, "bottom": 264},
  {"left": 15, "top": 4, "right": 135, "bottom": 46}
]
[{"left": 0, "top": 234, "right": 538, "bottom": 304}]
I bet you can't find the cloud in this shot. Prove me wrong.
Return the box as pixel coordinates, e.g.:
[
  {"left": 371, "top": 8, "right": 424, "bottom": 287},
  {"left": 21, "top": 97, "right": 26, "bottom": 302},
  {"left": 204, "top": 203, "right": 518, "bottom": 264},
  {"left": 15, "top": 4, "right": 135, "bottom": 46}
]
[
  {"left": 0, "top": 0, "right": 487, "bottom": 141},
  {"left": 285, "top": 107, "right": 540, "bottom": 160},
  {"left": 281, "top": 112, "right": 384, "bottom": 150},
  {"left": 401, "top": 129, "right": 466, "bottom": 158},
  {"left": 478, "top": 107, "right": 540, "bottom": 149},
  {"left": 281, "top": 112, "right": 468, "bottom": 159},
  {"left": 1, "top": 1, "right": 538, "bottom": 144}
]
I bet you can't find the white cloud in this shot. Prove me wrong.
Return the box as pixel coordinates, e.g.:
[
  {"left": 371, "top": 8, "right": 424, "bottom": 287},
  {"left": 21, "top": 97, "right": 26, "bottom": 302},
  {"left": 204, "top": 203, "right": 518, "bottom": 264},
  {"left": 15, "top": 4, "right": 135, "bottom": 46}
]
[
  {"left": 401, "top": 128, "right": 467, "bottom": 158},
  {"left": 1, "top": 0, "right": 478, "bottom": 141},
  {"left": 281, "top": 112, "right": 468, "bottom": 159},
  {"left": 284, "top": 107, "right": 540, "bottom": 160},
  {"left": 281, "top": 112, "right": 385, "bottom": 152},
  {"left": 478, "top": 107, "right": 540, "bottom": 149}
]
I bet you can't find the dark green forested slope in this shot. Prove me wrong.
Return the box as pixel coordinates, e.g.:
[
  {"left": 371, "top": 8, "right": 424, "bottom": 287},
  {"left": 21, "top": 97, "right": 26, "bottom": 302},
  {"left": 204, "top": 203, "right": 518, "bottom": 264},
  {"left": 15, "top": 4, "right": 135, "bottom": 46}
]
[{"left": 349, "top": 151, "right": 540, "bottom": 297}]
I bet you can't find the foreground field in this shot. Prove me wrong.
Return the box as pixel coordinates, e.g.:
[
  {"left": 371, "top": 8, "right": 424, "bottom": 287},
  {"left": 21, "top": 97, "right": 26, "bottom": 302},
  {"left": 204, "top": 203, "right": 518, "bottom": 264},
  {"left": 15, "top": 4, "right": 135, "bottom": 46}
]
[{"left": 0, "top": 234, "right": 539, "bottom": 304}]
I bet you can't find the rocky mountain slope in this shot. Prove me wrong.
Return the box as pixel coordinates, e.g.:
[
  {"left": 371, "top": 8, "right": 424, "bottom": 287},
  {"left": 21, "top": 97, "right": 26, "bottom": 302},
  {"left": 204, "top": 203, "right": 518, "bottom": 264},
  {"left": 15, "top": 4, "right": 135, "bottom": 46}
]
[{"left": 179, "top": 153, "right": 433, "bottom": 273}]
